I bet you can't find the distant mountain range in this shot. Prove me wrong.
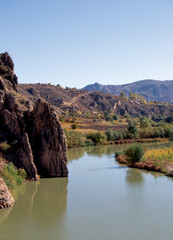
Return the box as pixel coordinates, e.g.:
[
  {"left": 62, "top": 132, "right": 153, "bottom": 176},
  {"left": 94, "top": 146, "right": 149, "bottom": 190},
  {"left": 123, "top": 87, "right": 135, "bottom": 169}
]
[{"left": 81, "top": 80, "right": 173, "bottom": 103}]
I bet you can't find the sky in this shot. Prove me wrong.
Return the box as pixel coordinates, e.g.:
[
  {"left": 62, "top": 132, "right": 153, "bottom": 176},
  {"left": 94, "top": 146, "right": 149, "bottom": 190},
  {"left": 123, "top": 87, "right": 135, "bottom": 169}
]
[{"left": 0, "top": 0, "right": 173, "bottom": 88}]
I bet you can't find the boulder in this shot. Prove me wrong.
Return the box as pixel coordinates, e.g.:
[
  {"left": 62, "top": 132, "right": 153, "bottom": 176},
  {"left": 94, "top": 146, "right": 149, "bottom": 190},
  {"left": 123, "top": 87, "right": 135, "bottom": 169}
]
[
  {"left": 164, "top": 165, "right": 173, "bottom": 176},
  {"left": 0, "top": 178, "right": 15, "bottom": 209}
]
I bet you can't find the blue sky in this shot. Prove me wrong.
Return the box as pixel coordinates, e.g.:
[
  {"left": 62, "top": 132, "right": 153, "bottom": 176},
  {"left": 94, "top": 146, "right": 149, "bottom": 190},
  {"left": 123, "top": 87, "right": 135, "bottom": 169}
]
[{"left": 1, "top": 0, "right": 173, "bottom": 88}]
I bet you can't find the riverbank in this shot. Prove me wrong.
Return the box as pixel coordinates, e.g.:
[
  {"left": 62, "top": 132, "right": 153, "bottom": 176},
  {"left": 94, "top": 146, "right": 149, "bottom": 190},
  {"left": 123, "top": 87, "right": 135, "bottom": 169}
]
[{"left": 116, "top": 146, "right": 173, "bottom": 177}]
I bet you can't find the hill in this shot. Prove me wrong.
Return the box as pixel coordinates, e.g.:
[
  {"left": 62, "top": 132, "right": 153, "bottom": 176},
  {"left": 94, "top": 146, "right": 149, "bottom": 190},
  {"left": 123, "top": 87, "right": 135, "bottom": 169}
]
[
  {"left": 82, "top": 80, "right": 173, "bottom": 103},
  {"left": 18, "top": 83, "right": 173, "bottom": 118}
]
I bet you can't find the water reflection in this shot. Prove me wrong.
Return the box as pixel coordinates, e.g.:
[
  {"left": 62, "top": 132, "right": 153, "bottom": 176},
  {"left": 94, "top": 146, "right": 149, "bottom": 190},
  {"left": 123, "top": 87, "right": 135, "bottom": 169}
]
[
  {"left": 68, "top": 141, "right": 173, "bottom": 162},
  {"left": 0, "top": 178, "right": 68, "bottom": 240},
  {"left": 11, "top": 183, "right": 27, "bottom": 201},
  {"left": 126, "top": 169, "right": 144, "bottom": 186},
  {"left": 32, "top": 178, "right": 68, "bottom": 225},
  {"left": 68, "top": 145, "right": 129, "bottom": 162},
  {"left": 67, "top": 147, "right": 85, "bottom": 162}
]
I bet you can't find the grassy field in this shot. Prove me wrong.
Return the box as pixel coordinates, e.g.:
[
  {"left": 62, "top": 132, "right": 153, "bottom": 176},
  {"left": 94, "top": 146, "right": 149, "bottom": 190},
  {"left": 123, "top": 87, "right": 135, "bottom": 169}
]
[{"left": 60, "top": 119, "right": 128, "bottom": 133}]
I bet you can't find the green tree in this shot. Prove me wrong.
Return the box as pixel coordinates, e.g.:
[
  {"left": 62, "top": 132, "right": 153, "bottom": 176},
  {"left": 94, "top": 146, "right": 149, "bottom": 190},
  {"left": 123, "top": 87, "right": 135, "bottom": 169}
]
[
  {"left": 140, "top": 117, "right": 151, "bottom": 128},
  {"left": 128, "top": 123, "right": 137, "bottom": 136},
  {"left": 125, "top": 144, "right": 144, "bottom": 163}
]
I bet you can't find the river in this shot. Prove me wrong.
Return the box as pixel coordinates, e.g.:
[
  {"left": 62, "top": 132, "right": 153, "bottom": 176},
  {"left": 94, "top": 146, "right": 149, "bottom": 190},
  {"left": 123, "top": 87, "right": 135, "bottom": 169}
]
[{"left": 0, "top": 142, "right": 173, "bottom": 240}]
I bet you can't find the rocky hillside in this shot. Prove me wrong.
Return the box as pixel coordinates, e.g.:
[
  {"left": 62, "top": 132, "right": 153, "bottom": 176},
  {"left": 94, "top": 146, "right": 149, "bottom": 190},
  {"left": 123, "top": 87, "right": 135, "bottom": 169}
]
[
  {"left": 18, "top": 83, "right": 173, "bottom": 118},
  {"left": 82, "top": 80, "right": 173, "bottom": 103},
  {"left": 0, "top": 52, "right": 68, "bottom": 181}
]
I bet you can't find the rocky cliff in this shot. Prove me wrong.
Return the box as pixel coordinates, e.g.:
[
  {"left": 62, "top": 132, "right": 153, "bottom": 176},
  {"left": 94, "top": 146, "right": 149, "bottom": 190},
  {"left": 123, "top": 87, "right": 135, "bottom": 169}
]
[
  {"left": 0, "top": 52, "right": 68, "bottom": 181},
  {"left": 0, "top": 178, "right": 14, "bottom": 209}
]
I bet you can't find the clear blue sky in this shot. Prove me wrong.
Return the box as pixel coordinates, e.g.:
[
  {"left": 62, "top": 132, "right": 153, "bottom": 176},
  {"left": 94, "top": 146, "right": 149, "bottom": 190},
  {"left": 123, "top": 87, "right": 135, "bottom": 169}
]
[{"left": 1, "top": 0, "right": 173, "bottom": 88}]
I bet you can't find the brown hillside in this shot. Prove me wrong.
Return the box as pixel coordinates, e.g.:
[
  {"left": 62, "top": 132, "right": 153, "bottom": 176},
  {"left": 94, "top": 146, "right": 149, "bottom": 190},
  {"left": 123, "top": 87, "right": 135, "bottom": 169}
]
[{"left": 18, "top": 84, "right": 173, "bottom": 118}]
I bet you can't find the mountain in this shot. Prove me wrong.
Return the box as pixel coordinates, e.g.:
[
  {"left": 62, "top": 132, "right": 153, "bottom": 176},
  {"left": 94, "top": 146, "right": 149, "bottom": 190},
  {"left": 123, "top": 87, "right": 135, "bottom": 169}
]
[
  {"left": 82, "top": 80, "right": 173, "bottom": 103},
  {"left": 18, "top": 83, "right": 173, "bottom": 118}
]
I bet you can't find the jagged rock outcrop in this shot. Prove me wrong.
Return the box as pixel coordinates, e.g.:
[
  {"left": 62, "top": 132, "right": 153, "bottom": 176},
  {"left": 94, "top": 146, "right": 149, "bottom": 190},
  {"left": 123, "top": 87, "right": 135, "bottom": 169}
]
[
  {"left": 25, "top": 100, "right": 68, "bottom": 177},
  {"left": 0, "top": 178, "right": 14, "bottom": 209},
  {"left": 0, "top": 52, "right": 18, "bottom": 91},
  {"left": 0, "top": 52, "right": 68, "bottom": 181}
]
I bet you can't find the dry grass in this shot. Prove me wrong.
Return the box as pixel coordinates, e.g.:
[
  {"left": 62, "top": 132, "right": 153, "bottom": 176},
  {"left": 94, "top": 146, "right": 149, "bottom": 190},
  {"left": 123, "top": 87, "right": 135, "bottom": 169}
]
[
  {"left": 143, "top": 147, "right": 173, "bottom": 170},
  {"left": 61, "top": 118, "right": 128, "bottom": 133}
]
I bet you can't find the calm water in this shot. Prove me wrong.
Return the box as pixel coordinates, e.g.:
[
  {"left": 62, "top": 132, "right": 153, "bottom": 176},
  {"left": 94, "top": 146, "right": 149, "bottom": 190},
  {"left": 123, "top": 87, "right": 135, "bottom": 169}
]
[{"left": 1, "top": 142, "right": 173, "bottom": 240}]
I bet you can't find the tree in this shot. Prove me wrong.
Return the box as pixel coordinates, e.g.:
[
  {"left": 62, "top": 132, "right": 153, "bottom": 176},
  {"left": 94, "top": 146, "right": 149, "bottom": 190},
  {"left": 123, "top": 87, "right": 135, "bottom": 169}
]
[
  {"left": 140, "top": 117, "right": 151, "bottom": 128},
  {"left": 71, "top": 122, "right": 78, "bottom": 129},
  {"left": 138, "top": 93, "right": 141, "bottom": 102},
  {"left": 113, "top": 114, "right": 118, "bottom": 120},
  {"left": 125, "top": 144, "right": 144, "bottom": 163},
  {"left": 104, "top": 111, "right": 111, "bottom": 121},
  {"left": 129, "top": 91, "right": 134, "bottom": 99},
  {"left": 128, "top": 123, "right": 137, "bottom": 136},
  {"left": 134, "top": 92, "right": 137, "bottom": 101},
  {"left": 105, "top": 129, "right": 114, "bottom": 141},
  {"left": 120, "top": 91, "right": 125, "bottom": 100}
]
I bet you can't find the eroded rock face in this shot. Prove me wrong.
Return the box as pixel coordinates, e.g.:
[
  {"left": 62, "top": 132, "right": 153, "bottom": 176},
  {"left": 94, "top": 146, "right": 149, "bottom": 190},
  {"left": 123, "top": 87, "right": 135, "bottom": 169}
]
[
  {"left": 0, "top": 178, "right": 15, "bottom": 209},
  {"left": 0, "top": 52, "right": 18, "bottom": 91},
  {"left": 0, "top": 52, "right": 68, "bottom": 180},
  {"left": 26, "top": 100, "right": 68, "bottom": 177}
]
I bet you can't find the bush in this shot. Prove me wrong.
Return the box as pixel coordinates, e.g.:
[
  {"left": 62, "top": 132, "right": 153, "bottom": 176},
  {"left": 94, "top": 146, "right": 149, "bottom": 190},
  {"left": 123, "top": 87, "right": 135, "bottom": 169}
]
[
  {"left": 128, "top": 123, "right": 137, "bottom": 136},
  {"left": 0, "top": 142, "right": 11, "bottom": 152},
  {"left": 113, "top": 114, "right": 118, "bottom": 120},
  {"left": 71, "top": 122, "right": 78, "bottom": 129},
  {"left": 67, "top": 132, "right": 85, "bottom": 148},
  {"left": 3, "top": 162, "right": 27, "bottom": 189},
  {"left": 140, "top": 117, "right": 151, "bottom": 128},
  {"left": 125, "top": 144, "right": 144, "bottom": 163},
  {"left": 87, "top": 132, "right": 106, "bottom": 145},
  {"left": 105, "top": 129, "right": 114, "bottom": 141}
]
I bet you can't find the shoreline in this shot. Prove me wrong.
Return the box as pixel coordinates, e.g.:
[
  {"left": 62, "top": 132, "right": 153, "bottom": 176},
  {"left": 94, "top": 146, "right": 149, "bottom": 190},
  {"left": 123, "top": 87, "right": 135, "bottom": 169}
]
[
  {"left": 116, "top": 155, "right": 173, "bottom": 177},
  {"left": 67, "top": 137, "right": 170, "bottom": 148}
]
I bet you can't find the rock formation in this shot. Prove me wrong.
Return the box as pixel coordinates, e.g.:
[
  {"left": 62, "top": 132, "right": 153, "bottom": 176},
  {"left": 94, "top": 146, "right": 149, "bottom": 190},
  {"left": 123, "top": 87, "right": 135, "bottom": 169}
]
[
  {"left": 0, "top": 178, "right": 14, "bottom": 209},
  {"left": 0, "top": 52, "right": 68, "bottom": 180}
]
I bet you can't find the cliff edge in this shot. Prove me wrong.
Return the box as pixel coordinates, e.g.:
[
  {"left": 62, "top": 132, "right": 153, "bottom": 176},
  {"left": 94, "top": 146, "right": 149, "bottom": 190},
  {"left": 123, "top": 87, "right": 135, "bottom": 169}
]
[{"left": 0, "top": 52, "right": 68, "bottom": 182}]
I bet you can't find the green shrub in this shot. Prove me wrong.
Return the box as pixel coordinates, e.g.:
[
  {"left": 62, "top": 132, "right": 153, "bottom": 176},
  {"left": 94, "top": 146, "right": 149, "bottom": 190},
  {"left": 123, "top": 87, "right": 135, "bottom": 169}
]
[
  {"left": 67, "top": 132, "right": 85, "bottom": 148},
  {"left": 3, "top": 162, "right": 27, "bottom": 189},
  {"left": 87, "top": 132, "right": 106, "bottom": 144},
  {"left": 128, "top": 123, "right": 137, "bottom": 135},
  {"left": 63, "top": 128, "right": 69, "bottom": 139},
  {"left": 140, "top": 117, "right": 151, "bottom": 128},
  {"left": 0, "top": 142, "right": 11, "bottom": 152},
  {"left": 113, "top": 114, "right": 118, "bottom": 120},
  {"left": 71, "top": 122, "right": 78, "bottom": 129},
  {"left": 105, "top": 129, "right": 114, "bottom": 141},
  {"left": 125, "top": 144, "right": 144, "bottom": 163}
]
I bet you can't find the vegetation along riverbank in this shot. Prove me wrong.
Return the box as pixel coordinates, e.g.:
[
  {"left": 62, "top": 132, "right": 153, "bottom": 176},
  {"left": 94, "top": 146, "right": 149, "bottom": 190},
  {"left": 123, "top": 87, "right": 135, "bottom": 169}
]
[
  {"left": 62, "top": 115, "right": 173, "bottom": 148},
  {"left": 116, "top": 144, "right": 173, "bottom": 177}
]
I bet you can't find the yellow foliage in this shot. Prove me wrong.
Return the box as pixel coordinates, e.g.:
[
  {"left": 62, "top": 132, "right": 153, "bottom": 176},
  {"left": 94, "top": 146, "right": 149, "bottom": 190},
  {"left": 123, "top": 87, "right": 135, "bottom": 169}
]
[{"left": 144, "top": 147, "right": 173, "bottom": 164}]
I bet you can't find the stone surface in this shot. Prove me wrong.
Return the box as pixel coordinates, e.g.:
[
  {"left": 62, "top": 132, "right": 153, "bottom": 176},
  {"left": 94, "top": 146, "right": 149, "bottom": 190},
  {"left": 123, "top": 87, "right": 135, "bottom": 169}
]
[
  {"left": 0, "top": 52, "right": 68, "bottom": 180},
  {"left": 26, "top": 100, "right": 68, "bottom": 177},
  {"left": 164, "top": 165, "right": 173, "bottom": 176},
  {"left": 0, "top": 178, "right": 15, "bottom": 209}
]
